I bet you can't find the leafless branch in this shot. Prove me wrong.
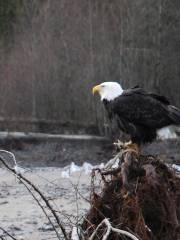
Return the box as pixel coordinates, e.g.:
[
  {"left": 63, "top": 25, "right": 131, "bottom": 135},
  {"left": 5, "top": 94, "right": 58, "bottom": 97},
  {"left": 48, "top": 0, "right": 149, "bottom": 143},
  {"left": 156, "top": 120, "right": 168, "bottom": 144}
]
[
  {"left": 0, "top": 155, "right": 69, "bottom": 240},
  {"left": 18, "top": 177, "right": 60, "bottom": 239},
  {"left": 0, "top": 226, "right": 18, "bottom": 240},
  {"left": 89, "top": 218, "right": 140, "bottom": 240}
]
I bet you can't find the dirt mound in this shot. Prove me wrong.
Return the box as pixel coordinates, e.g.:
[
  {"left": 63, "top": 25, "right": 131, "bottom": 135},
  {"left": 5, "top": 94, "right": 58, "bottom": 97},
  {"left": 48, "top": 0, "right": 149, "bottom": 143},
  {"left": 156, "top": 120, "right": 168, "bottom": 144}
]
[{"left": 82, "top": 151, "right": 180, "bottom": 240}]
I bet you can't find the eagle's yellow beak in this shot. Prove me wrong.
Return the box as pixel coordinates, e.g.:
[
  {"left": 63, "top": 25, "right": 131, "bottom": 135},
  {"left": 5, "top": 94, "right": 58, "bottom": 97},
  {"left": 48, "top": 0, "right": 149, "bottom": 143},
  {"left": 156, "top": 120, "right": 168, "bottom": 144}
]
[{"left": 92, "top": 85, "right": 101, "bottom": 95}]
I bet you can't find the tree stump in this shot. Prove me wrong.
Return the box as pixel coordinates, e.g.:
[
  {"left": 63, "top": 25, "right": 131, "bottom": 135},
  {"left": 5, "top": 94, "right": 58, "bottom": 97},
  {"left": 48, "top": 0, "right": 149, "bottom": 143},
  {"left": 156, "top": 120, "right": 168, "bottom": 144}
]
[{"left": 82, "top": 150, "right": 180, "bottom": 240}]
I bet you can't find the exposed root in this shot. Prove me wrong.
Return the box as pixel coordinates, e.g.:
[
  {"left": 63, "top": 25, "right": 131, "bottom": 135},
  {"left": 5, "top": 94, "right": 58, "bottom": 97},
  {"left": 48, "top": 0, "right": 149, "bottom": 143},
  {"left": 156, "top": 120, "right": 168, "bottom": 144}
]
[
  {"left": 89, "top": 218, "right": 140, "bottom": 240},
  {"left": 82, "top": 150, "right": 180, "bottom": 240}
]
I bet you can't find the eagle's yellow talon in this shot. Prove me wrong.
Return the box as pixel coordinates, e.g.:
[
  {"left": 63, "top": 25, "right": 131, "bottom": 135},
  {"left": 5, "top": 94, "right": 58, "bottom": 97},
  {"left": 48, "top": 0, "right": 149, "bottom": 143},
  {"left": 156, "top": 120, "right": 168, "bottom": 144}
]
[{"left": 114, "top": 140, "right": 140, "bottom": 155}]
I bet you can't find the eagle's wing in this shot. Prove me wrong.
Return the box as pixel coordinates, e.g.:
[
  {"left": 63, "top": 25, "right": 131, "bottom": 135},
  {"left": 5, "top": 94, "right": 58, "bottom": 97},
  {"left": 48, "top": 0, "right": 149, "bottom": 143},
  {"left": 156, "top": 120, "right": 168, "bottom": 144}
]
[
  {"left": 148, "top": 93, "right": 170, "bottom": 105},
  {"left": 123, "top": 87, "right": 170, "bottom": 105},
  {"left": 112, "top": 88, "right": 171, "bottom": 128}
]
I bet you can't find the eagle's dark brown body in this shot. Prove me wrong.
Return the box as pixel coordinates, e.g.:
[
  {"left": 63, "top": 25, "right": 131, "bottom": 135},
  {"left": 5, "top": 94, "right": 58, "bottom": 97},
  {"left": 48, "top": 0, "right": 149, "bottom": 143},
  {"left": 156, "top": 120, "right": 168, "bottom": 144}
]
[{"left": 103, "top": 87, "right": 180, "bottom": 145}]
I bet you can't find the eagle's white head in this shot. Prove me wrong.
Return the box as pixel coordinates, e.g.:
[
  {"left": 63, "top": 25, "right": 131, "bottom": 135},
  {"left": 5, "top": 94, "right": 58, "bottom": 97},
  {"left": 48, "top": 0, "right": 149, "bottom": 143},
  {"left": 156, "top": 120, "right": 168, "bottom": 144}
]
[{"left": 92, "top": 82, "right": 123, "bottom": 101}]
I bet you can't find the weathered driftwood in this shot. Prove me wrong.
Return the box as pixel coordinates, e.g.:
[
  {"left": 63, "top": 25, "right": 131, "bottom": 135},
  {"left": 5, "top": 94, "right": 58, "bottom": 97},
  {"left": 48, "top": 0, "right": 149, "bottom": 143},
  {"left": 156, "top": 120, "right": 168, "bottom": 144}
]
[{"left": 82, "top": 149, "right": 180, "bottom": 240}]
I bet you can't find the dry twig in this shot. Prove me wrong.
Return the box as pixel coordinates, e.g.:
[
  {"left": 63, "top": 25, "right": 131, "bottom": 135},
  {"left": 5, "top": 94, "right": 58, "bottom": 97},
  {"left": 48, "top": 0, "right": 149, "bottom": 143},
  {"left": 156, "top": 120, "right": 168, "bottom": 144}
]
[
  {"left": 89, "top": 218, "right": 140, "bottom": 240},
  {"left": 0, "top": 226, "right": 18, "bottom": 240},
  {"left": 0, "top": 154, "right": 69, "bottom": 240}
]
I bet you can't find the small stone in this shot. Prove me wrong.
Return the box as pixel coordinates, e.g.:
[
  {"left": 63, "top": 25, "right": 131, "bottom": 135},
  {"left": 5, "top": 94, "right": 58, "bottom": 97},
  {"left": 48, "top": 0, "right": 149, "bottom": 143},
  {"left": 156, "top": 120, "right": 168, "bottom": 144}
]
[
  {"left": 38, "top": 223, "right": 56, "bottom": 232},
  {"left": 0, "top": 201, "right": 8, "bottom": 205},
  {"left": 9, "top": 225, "right": 22, "bottom": 231}
]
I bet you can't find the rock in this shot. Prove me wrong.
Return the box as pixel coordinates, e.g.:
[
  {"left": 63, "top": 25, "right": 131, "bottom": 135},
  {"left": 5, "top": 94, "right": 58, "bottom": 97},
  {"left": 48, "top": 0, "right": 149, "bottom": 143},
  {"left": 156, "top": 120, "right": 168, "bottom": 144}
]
[
  {"left": 0, "top": 201, "right": 8, "bottom": 205},
  {"left": 38, "top": 223, "right": 56, "bottom": 232},
  {"left": 9, "top": 225, "right": 22, "bottom": 231}
]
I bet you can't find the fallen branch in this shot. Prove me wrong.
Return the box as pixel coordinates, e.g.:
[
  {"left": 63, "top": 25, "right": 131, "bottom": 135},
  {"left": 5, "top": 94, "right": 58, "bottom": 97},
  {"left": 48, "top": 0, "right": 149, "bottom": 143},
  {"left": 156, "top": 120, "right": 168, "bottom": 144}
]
[
  {"left": 0, "top": 154, "right": 69, "bottom": 240},
  {"left": 0, "top": 226, "right": 18, "bottom": 240},
  {"left": 19, "top": 177, "right": 60, "bottom": 239},
  {"left": 89, "top": 218, "right": 140, "bottom": 240}
]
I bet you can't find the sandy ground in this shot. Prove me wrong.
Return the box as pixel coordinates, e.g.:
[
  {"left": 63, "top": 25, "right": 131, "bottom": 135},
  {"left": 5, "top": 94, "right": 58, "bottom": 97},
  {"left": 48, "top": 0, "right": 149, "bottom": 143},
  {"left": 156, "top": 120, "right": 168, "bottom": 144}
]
[
  {"left": 0, "top": 167, "right": 93, "bottom": 240},
  {"left": 0, "top": 137, "right": 180, "bottom": 239}
]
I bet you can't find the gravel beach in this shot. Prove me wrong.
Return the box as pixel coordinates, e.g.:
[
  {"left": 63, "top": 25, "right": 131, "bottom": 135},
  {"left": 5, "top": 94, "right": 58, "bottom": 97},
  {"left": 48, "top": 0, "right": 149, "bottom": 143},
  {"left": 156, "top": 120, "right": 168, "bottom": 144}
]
[
  {"left": 0, "top": 167, "right": 92, "bottom": 240},
  {"left": 0, "top": 136, "right": 180, "bottom": 239}
]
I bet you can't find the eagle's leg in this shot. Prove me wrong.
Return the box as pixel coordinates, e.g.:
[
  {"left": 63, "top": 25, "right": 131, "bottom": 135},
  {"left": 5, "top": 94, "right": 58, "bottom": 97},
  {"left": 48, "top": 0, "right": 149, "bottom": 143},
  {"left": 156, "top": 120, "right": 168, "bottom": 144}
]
[
  {"left": 124, "top": 141, "right": 140, "bottom": 154},
  {"left": 114, "top": 140, "right": 140, "bottom": 155}
]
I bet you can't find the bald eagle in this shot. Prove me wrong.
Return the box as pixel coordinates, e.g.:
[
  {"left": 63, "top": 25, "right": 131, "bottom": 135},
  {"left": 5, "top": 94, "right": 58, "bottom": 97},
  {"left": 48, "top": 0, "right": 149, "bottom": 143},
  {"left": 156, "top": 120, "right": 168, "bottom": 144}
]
[{"left": 92, "top": 82, "right": 180, "bottom": 146}]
